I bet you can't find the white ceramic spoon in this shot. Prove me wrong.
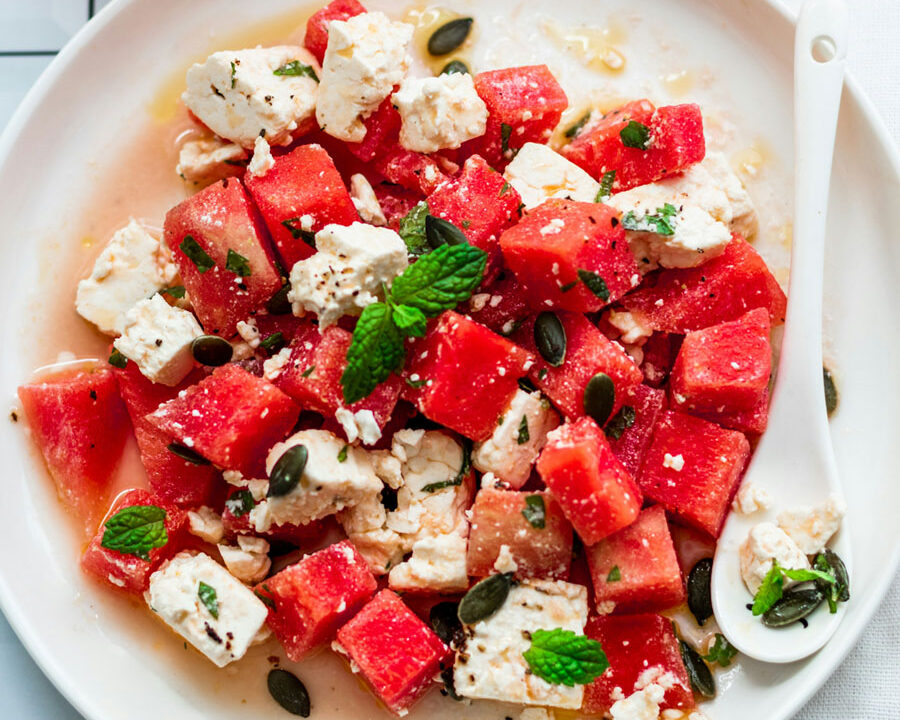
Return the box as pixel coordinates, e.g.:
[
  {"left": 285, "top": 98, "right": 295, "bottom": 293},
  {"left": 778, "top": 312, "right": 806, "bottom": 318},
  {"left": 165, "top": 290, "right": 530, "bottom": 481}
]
[{"left": 710, "top": 0, "right": 850, "bottom": 664}]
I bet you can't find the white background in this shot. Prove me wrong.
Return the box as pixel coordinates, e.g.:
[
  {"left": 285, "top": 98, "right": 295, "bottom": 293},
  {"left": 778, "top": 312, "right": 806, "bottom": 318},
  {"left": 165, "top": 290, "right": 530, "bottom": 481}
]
[{"left": 0, "top": 0, "right": 896, "bottom": 717}]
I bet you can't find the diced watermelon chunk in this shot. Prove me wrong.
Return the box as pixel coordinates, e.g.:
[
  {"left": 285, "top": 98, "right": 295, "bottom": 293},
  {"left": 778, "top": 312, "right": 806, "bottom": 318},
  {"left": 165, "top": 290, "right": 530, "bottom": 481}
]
[
  {"left": 607, "top": 383, "right": 666, "bottom": 477},
  {"left": 222, "top": 485, "right": 325, "bottom": 545},
  {"left": 463, "top": 270, "right": 529, "bottom": 336},
  {"left": 147, "top": 364, "right": 300, "bottom": 477},
  {"left": 403, "top": 311, "right": 534, "bottom": 441},
  {"left": 586, "top": 504, "right": 685, "bottom": 613},
  {"left": 466, "top": 487, "right": 573, "bottom": 579},
  {"left": 669, "top": 523, "right": 716, "bottom": 577},
  {"left": 622, "top": 237, "right": 788, "bottom": 333},
  {"left": 80, "top": 489, "right": 189, "bottom": 594},
  {"left": 164, "top": 177, "right": 282, "bottom": 337},
  {"left": 304, "top": 0, "right": 367, "bottom": 64},
  {"left": 373, "top": 182, "right": 423, "bottom": 230},
  {"left": 640, "top": 331, "right": 683, "bottom": 388},
  {"left": 18, "top": 366, "right": 130, "bottom": 532},
  {"left": 513, "top": 312, "right": 643, "bottom": 420},
  {"left": 692, "top": 387, "right": 770, "bottom": 435},
  {"left": 335, "top": 589, "right": 451, "bottom": 715},
  {"left": 561, "top": 100, "right": 705, "bottom": 191},
  {"left": 670, "top": 307, "right": 771, "bottom": 415},
  {"left": 244, "top": 144, "right": 359, "bottom": 268},
  {"left": 345, "top": 96, "right": 402, "bottom": 162},
  {"left": 583, "top": 613, "right": 694, "bottom": 715},
  {"left": 255, "top": 540, "right": 376, "bottom": 661},
  {"left": 427, "top": 155, "right": 522, "bottom": 282},
  {"left": 114, "top": 363, "right": 220, "bottom": 507},
  {"left": 373, "top": 146, "right": 448, "bottom": 196},
  {"left": 537, "top": 417, "right": 642, "bottom": 545},
  {"left": 272, "top": 322, "right": 402, "bottom": 432},
  {"left": 500, "top": 200, "right": 639, "bottom": 312},
  {"left": 469, "top": 65, "right": 568, "bottom": 168},
  {"left": 638, "top": 411, "right": 750, "bottom": 537}
]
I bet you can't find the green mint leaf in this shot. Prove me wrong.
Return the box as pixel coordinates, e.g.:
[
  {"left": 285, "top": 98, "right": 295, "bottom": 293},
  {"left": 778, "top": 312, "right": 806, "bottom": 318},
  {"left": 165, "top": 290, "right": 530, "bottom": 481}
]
[
  {"left": 752, "top": 563, "right": 785, "bottom": 615},
  {"left": 523, "top": 628, "right": 609, "bottom": 686},
  {"left": 517, "top": 415, "right": 530, "bottom": 445},
  {"left": 101, "top": 505, "right": 168, "bottom": 561},
  {"left": 259, "top": 332, "right": 285, "bottom": 353},
  {"left": 595, "top": 170, "right": 616, "bottom": 202},
  {"left": 565, "top": 111, "right": 592, "bottom": 139},
  {"left": 254, "top": 587, "right": 277, "bottom": 611},
  {"left": 500, "top": 181, "right": 512, "bottom": 197},
  {"left": 577, "top": 269, "right": 610, "bottom": 301},
  {"left": 425, "top": 215, "right": 468, "bottom": 248},
  {"left": 604, "top": 405, "right": 636, "bottom": 440},
  {"left": 622, "top": 203, "right": 678, "bottom": 236},
  {"left": 230, "top": 61, "right": 237, "bottom": 88},
  {"left": 198, "top": 581, "right": 219, "bottom": 619},
  {"left": 281, "top": 218, "right": 317, "bottom": 247},
  {"left": 337, "top": 444, "right": 349, "bottom": 463},
  {"left": 702, "top": 633, "right": 737, "bottom": 667},
  {"left": 159, "top": 285, "right": 186, "bottom": 299},
  {"left": 225, "top": 489, "right": 255, "bottom": 518},
  {"left": 392, "top": 303, "right": 428, "bottom": 338},
  {"left": 108, "top": 348, "right": 128, "bottom": 369},
  {"left": 607, "top": 565, "right": 621, "bottom": 582},
  {"left": 301, "top": 365, "right": 315, "bottom": 378},
  {"left": 782, "top": 567, "right": 836, "bottom": 585},
  {"left": 180, "top": 236, "right": 215, "bottom": 273},
  {"left": 389, "top": 243, "right": 487, "bottom": 316},
  {"left": 273, "top": 61, "right": 319, "bottom": 81},
  {"left": 422, "top": 439, "right": 472, "bottom": 493},
  {"left": 521, "top": 495, "right": 546, "bottom": 529},
  {"left": 559, "top": 280, "right": 577, "bottom": 293},
  {"left": 405, "top": 376, "right": 427, "bottom": 389},
  {"left": 501, "top": 123, "right": 515, "bottom": 157},
  {"left": 225, "top": 249, "right": 252, "bottom": 277},
  {"left": 341, "top": 302, "right": 405, "bottom": 405},
  {"left": 619, "top": 120, "right": 651, "bottom": 149},
  {"left": 398, "top": 201, "right": 431, "bottom": 256}
]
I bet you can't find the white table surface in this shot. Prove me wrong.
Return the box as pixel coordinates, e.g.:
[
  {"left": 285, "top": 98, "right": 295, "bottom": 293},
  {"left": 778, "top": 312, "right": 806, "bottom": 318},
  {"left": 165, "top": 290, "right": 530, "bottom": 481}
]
[{"left": 0, "top": 0, "right": 897, "bottom": 717}]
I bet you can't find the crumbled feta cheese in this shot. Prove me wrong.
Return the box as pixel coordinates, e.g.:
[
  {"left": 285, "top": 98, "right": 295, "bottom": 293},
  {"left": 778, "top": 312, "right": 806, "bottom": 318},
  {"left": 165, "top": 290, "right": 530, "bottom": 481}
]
[
  {"left": 388, "top": 529, "right": 469, "bottom": 592},
  {"left": 732, "top": 483, "right": 773, "bottom": 514},
  {"left": 145, "top": 551, "right": 268, "bottom": 667},
  {"left": 473, "top": 389, "right": 560, "bottom": 489},
  {"left": 662, "top": 453, "right": 685, "bottom": 471},
  {"left": 454, "top": 579, "right": 588, "bottom": 708},
  {"left": 701, "top": 152, "right": 758, "bottom": 239},
  {"left": 335, "top": 407, "right": 383, "bottom": 446},
  {"left": 218, "top": 536, "right": 271, "bottom": 584},
  {"left": 504, "top": 142, "right": 600, "bottom": 210},
  {"left": 392, "top": 73, "right": 487, "bottom": 153},
  {"left": 739, "top": 522, "right": 810, "bottom": 594},
  {"left": 316, "top": 12, "right": 413, "bottom": 142},
  {"left": 609, "top": 681, "right": 667, "bottom": 720},
  {"left": 288, "top": 222, "right": 408, "bottom": 328},
  {"left": 76, "top": 220, "right": 175, "bottom": 336},
  {"left": 176, "top": 137, "right": 246, "bottom": 183},
  {"left": 183, "top": 46, "right": 320, "bottom": 148},
  {"left": 113, "top": 294, "right": 202, "bottom": 386},
  {"left": 607, "top": 310, "right": 654, "bottom": 346},
  {"left": 493, "top": 544, "right": 519, "bottom": 574},
  {"left": 235, "top": 318, "right": 261, "bottom": 348},
  {"left": 247, "top": 135, "right": 275, "bottom": 177},
  {"left": 262, "top": 346, "right": 292, "bottom": 381},
  {"left": 349, "top": 173, "right": 387, "bottom": 226},
  {"left": 187, "top": 506, "right": 225, "bottom": 544},
  {"left": 777, "top": 494, "right": 846, "bottom": 555},
  {"left": 540, "top": 218, "right": 566, "bottom": 235}
]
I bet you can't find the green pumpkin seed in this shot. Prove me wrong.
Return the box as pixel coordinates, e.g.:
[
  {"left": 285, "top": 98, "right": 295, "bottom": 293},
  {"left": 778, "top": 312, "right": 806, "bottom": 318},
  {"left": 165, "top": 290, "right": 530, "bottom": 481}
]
[
  {"left": 762, "top": 586, "right": 826, "bottom": 627},
  {"left": 425, "top": 214, "right": 468, "bottom": 248},
  {"left": 679, "top": 640, "right": 715, "bottom": 698},
  {"left": 167, "top": 442, "right": 211, "bottom": 466},
  {"left": 427, "top": 18, "right": 473, "bottom": 56},
  {"left": 191, "top": 335, "right": 234, "bottom": 366},
  {"left": 534, "top": 312, "right": 566, "bottom": 367},
  {"left": 267, "top": 669, "right": 311, "bottom": 717},
  {"left": 267, "top": 283, "right": 292, "bottom": 315},
  {"left": 429, "top": 601, "right": 463, "bottom": 645},
  {"left": 267, "top": 444, "right": 308, "bottom": 498},
  {"left": 687, "top": 558, "right": 714, "bottom": 626},
  {"left": 458, "top": 572, "right": 513, "bottom": 625},
  {"left": 583, "top": 372, "right": 615, "bottom": 427},
  {"left": 440, "top": 59, "right": 470, "bottom": 75},
  {"left": 823, "top": 549, "right": 850, "bottom": 602},
  {"left": 823, "top": 366, "right": 838, "bottom": 416}
]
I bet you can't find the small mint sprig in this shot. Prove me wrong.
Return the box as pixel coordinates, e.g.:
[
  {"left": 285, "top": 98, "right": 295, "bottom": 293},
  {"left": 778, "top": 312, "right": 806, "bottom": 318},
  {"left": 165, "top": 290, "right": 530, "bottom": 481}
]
[
  {"left": 100, "top": 505, "right": 168, "bottom": 561},
  {"left": 751, "top": 561, "right": 836, "bottom": 616},
  {"left": 341, "top": 241, "right": 487, "bottom": 404},
  {"left": 523, "top": 628, "right": 609, "bottom": 686}
]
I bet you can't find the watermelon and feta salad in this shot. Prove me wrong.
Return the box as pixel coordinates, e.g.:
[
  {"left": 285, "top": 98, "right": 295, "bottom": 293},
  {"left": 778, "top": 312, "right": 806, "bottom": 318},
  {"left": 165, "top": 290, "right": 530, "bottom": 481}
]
[{"left": 15, "top": 3, "right": 851, "bottom": 718}]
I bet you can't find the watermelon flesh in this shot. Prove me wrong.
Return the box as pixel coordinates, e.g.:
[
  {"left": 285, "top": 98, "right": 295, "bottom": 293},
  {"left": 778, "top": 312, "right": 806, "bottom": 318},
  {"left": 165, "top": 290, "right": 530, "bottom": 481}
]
[
  {"left": 607, "top": 383, "right": 666, "bottom": 477},
  {"left": 463, "top": 270, "right": 529, "bottom": 336}
]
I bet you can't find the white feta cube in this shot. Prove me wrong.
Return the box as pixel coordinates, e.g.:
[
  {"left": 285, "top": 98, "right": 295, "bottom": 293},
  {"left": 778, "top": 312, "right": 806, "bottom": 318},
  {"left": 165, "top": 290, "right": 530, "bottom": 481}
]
[
  {"left": 739, "top": 522, "right": 810, "bottom": 594},
  {"left": 288, "top": 222, "right": 408, "bottom": 328},
  {"left": 732, "top": 483, "right": 773, "bottom": 515},
  {"left": 146, "top": 551, "right": 268, "bottom": 667},
  {"left": 607, "top": 310, "right": 654, "bottom": 346},
  {"left": 113, "top": 294, "right": 202, "bottom": 386},
  {"left": 76, "top": 220, "right": 174, "bottom": 336},
  {"left": 503, "top": 142, "right": 601, "bottom": 210},
  {"left": 316, "top": 12, "right": 413, "bottom": 142},
  {"left": 335, "top": 407, "right": 383, "bottom": 446},
  {"left": 349, "top": 173, "right": 387, "bottom": 226},
  {"left": 183, "top": 46, "right": 320, "bottom": 149},
  {"left": 454, "top": 579, "right": 589, "bottom": 708},
  {"left": 473, "top": 389, "right": 560, "bottom": 488},
  {"left": 187, "top": 506, "right": 225, "bottom": 544},
  {"left": 247, "top": 134, "right": 275, "bottom": 177},
  {"left": 176, "top": 137, "right": 246, "bottom": 184},
  {"left": 218, "top": 536, "right": 271, "bottom": 584},
  {"left": 388, "top": 528, "right": 469, "bottom": 593},
  {"left": 609, "top": 682, "right": 667, "bottom": 720},
  {"left": 392, "top": 73, "right": 487, "bottom": 153},
  {"left": 777, "top": 494, "right": 846, "bottom": 555}
]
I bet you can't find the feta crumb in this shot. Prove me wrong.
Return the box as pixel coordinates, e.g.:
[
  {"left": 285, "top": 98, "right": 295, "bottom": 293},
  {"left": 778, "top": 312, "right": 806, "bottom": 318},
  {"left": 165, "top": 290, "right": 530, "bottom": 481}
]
[
  {"left": 504, "top": 142, "right": 600, "bottom": 210},
  {"left": 540, "top": 218, "right": 566, "bottom": 236},
  {"left": 739, "top": 522, "right": 810, "bottom": 594},
  {"left": 262, "top": 346, "right": 292, "bottom": 381},
  {"left": 609, "top": 682, "right": 667, "bottom": 720},
  {"left": 176, "top": 137, "right": 246, "bottom": 183},
  {"left": 247, "top": 135, "right": 275, "bottom": 177},
  {"left": 777, "top": 494, "right": 846, "bottom": 555},
  {"left": 662, "top": 453, "right": 685, "bottom": 471},
  {"left": 187, "top": 506, "right": 225, "bottom": 544},
  {"left": 235, "top": 318, "right": 261, "bottom": 348},
  {"left": 607, "top": 310, "right": 654, "bottom": 345},
  {"left": 335, "top": 407, "right": 383, "bottom": 446},
  {"left": 732, "top": 483, "right": 773, "bottom": 514},
  {"left": 218, "top": 536, "right": 271, "bottom": 584},
  {"left": 493, "top": 544, "right": 519, "bottom": 574},
  {"left": 349, "top": 173, "right": 387, "bottom": 226}
]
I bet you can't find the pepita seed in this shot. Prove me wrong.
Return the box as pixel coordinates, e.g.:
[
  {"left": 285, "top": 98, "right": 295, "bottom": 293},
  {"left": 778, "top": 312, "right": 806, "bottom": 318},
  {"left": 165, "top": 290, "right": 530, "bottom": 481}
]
[
  {"left": 823, "top": 549, "right": 850, "bottom": 602},
  {"left": 823, "top": 366, "right": 838, "bottom": 416},
  {"left": 440, "top": 59, "right": 470, "bottom": 75},
  {"left": 679, "top": 640, "right": 715, "bottom": 698},
  {"left": 191, "top": 335, "right": 233, "bottom": 366},
  {"left": 267, "top": 283, "right": 292, "bottom": 315},
  {"left": 762, "top": 586, "right": 826, "bottom": 627},
  {"left": 430, "top": 601, "right": 463, "bottom": 646},
  {"left": 583, "top": 372, "right": 615, "bottom": 427},
  {"left": 267, "top": 668, "right": 311, "bottom": 717},
  {"left": 687, "top": 558, "right": 714, "bottom": 626},
  {"left": 458, "top": 572, "right": 513, "bottom": 625},
  {"left": 425, "top": 214, "right": 468, "bottom": 248},
  {"left": 534, "top": 312, "right": 566, "bottom": 367},
  {"left": 167, "top": 442, "right": 210, "bottom": 465},
  {"left": 427, "top": 18, "right": 473, "bottom": 56},
  {"left": 267, "top": 444, "right": 308, "bottom": 498}
]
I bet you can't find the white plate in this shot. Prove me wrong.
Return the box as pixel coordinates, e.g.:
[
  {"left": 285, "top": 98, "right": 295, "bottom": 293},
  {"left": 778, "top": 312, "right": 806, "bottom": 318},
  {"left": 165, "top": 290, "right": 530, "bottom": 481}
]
[{"left": 0, "top": 0, "right": 898, "bottom": 718}]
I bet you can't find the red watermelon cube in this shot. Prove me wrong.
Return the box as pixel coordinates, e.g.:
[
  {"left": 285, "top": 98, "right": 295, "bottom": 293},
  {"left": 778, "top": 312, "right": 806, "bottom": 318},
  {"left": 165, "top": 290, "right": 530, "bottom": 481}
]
[
  {"left": 147, "top": 364, "right": 300, "bottom": 477},
  {"left": 304, "top": 0, "right": 367, "bottom": 64},
  {"left": 18, "top": 366, "right": 130, "bottom": 533},
  {"left": 81, "top": 489, "right": 189, "bottom": 594},
  {"left": 638, "top": 411, "right": 750, "bottom": 537},
  {"left": 470, "top": 65, "right": 568, "bottom": 167},
  {"left": 403, "top": 311, "right": 534, "bottom": 441},
  {"left": 244, "top": 144, "right": 359, "bottom": 268},
  {"left": 463, "top": 270, "right": 529, "bottom": 336},
  {"left": 692, "top": 387, "right": 770, "bottom": 435},
  {"left": 500, "top": 200, "right": 639, "bottom": 312},
  {"left": 373, "top": 146, "right": 448, "bottom": 196},
  {"left": 335, "top": 589, "right": 451, "bottom": 715},
  {"left": 537, "top": 417, "right": 642, "bottom": 544},
  {"left": 586, "top": 504, "right": 685, "bottom": 613},
  {"left": 163, "top": 177, "right": 282, "bottom": 337},
  {"left": 466, "top": 487, "right": 573, "bottom": 580},
  {"left": 640, "top": 331, "right": 683, "bottom": 388},
  {"left": 562, "top": 100, "right": 705, "bottom": 191},
  {"left": 255, "top": 540, "right": 376, "bottom": 661},
  {"left": 426, "top": 154, "right": 522, "bottom": 282},
  {"left": 607, "top": 383, "right": 666, "bottom": 477},
  {"left": 622, "top": 237, "right": 788, "bottom": 333},
  {"left": 345, "top": 96, "right": 402, "bottom": 162},
  {"left": 374, "top": 182, "right": 424, "bottom": 230},
  {"left": 513, "top": 312, "right": 643, "bottom": 421},
  {"left": 583, "top": 613, "right": 694, "bottom": 715}
]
